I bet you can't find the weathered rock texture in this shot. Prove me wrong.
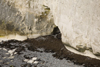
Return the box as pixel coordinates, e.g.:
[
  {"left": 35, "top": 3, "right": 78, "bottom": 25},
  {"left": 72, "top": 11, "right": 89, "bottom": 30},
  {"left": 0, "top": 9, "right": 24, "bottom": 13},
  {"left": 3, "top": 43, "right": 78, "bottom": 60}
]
[
  {"left": 0, "top": 0, "right": 100, "bottom": 57},
  {"left": 55, "top": 0, "right": 100, "bottom": 55},
  {"left": 0, "top": 0, "right": 55, "bottom": 36}
]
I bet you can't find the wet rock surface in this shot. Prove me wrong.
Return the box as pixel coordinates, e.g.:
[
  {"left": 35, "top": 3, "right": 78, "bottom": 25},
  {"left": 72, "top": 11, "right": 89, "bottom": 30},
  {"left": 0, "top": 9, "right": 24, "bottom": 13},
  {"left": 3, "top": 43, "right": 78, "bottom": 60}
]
[{"left": 0, "top": 34, "right": 100, "bottom": 67}]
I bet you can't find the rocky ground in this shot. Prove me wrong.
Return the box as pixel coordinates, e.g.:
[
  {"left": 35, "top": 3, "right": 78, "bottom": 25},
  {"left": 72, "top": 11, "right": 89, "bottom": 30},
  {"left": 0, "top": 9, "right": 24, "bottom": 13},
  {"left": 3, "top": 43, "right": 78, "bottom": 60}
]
[{"left": 0, "top": 29, "right": 100, "bottom": 67}]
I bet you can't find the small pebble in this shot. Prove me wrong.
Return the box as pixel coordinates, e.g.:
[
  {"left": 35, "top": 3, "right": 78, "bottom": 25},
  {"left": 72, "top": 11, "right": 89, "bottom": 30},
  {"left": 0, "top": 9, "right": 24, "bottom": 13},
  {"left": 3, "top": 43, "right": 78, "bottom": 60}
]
[
  {"left": 8, "top": 56, "right": 14, "bottom": 59},
  {"left": 3, "top": 57, "right": 7, "bottom": 59},
  {"left": 32, "top": 57, "right": 37, "bottom": 60},
  {"left": 34, "top": 61, "right": 38, "bottom": 64},
  {"left": 3, "top": 48, "right": 7, "bottom": 51},
  {"left": 8, "top": 49, "right": 16, "bottom": 56},
  {"left": 14, "top": 52, "right": 17, "bottom": 55}
]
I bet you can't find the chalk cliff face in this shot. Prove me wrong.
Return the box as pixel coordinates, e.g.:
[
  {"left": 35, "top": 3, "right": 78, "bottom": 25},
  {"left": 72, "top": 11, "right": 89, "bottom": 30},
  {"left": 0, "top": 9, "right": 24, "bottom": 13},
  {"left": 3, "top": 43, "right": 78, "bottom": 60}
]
[
  {"left": 0, "top": 0, "right": 100, "bottom": 58},
  {"left": 55, "top": 0, "right": 100, "bottom": 55},
  {"left": 44, "top": 0, "right": 100, "bottom": 55}
]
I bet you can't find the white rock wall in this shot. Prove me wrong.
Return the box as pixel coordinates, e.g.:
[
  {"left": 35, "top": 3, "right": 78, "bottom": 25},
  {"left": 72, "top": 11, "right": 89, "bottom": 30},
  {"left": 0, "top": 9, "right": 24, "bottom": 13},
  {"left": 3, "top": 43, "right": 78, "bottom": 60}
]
[
  {"left": 39, "top": 0, "right": 100, "bottom": 54},
  {"left": 54, "top": 0, "right": 100, "bottom": 54},
  {"left": 1, "top": 0, "right": 100, "bottom": 55}
]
